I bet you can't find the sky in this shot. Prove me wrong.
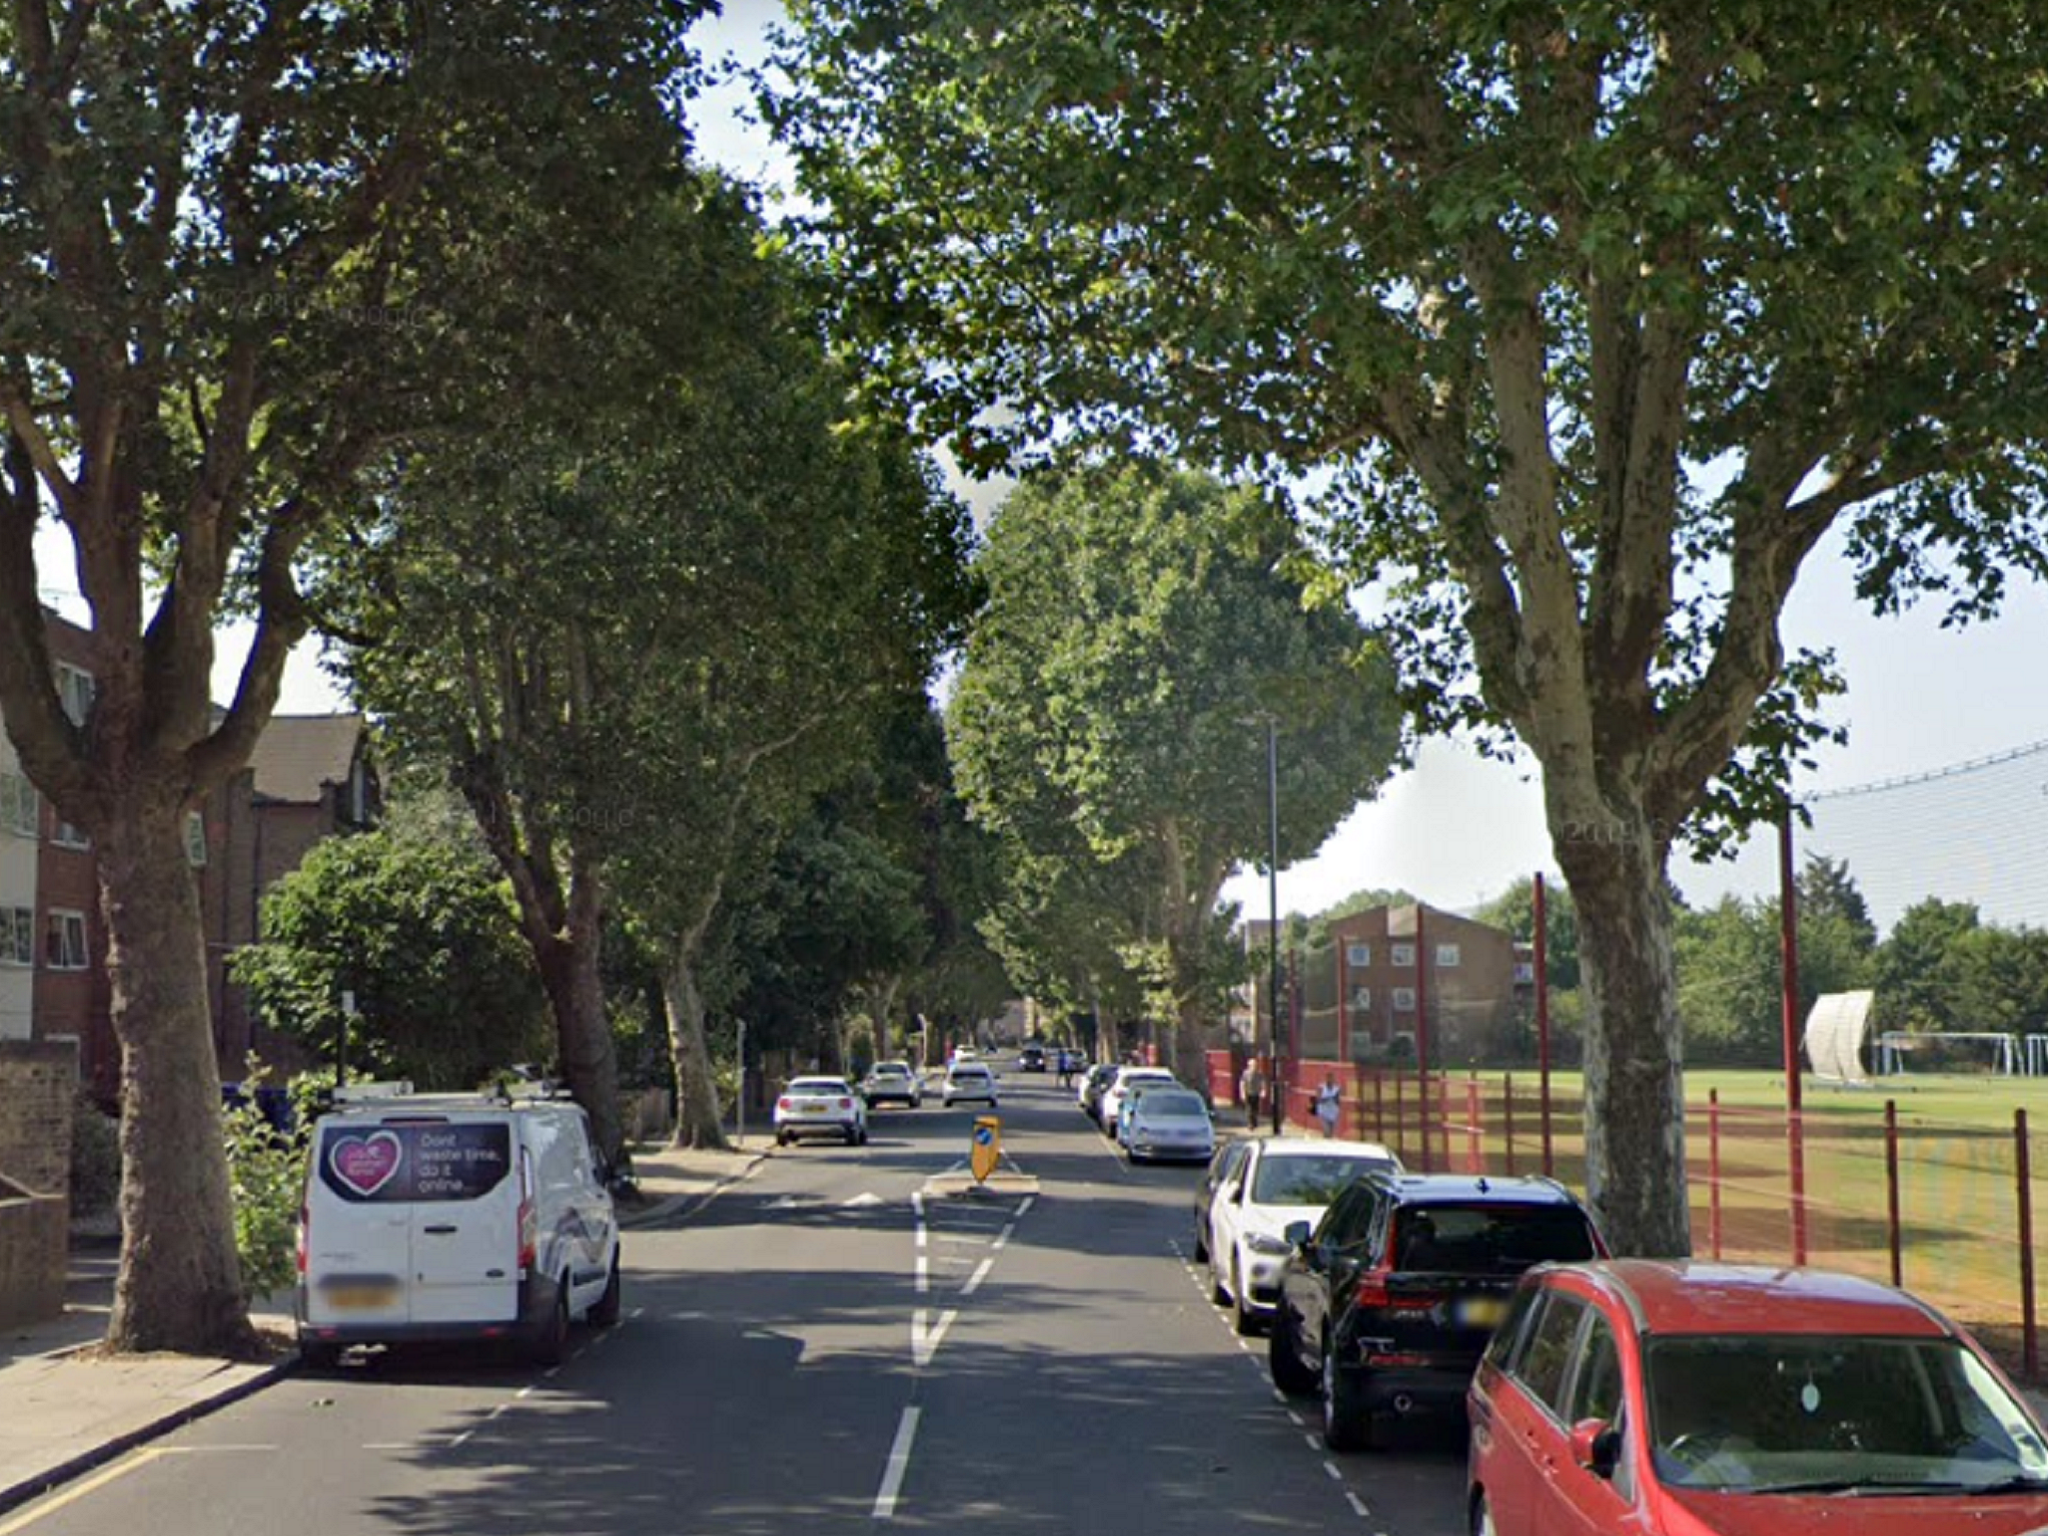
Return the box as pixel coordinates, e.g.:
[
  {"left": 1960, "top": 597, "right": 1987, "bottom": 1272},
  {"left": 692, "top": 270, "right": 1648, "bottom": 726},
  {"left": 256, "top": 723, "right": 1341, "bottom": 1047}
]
[{"left": 38, "top": 2, "right": 2048, "bottom": 935}]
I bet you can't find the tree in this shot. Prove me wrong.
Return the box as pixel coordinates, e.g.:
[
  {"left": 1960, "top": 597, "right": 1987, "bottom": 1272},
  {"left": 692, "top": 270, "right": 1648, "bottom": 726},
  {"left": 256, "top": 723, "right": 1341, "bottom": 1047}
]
[
  {"left": 233, "top": 830, "right": 549, "bottom": 1090},
  {"left": 0, "top": 0, "right": 693, "bottom": 1353},
  {"left": 1873, "top": 899, "right": 1982, "bottom": 1034},
  {"left": 1476, "top": 877, "right": 1581, "bottom": 992},
  {"left": 1674, "top": 892, "right": 1870, "bottom": 1065},
  {"left": 947, "top": 464, "right": 1402, "bottom": 1074},
  {"left": 1797, "top": 855, "right": 1877, "bottom": 953},
  {"left": 774, "top": 5, "right": 2048, "bottom": 1253}
]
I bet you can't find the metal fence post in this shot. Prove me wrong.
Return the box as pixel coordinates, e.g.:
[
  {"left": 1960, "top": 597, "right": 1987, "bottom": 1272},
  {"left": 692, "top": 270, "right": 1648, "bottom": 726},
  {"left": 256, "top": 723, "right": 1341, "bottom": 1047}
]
[
  {"left": 1504, "top": 1073, "right": 1516, "bottom": 1177},
  {"left": 1466, "top": 1075, "right": 1482, "bottom": 1172},
  {"left": 1885, "top": 1098, "right": 1902, "bottom": 1288},
  {"left": 1709, "top": 1088, "right": 1723, "bottom": 1261},
  {"left": 2017, "top": 1109, "right": 2037, "bottom": 1380}
]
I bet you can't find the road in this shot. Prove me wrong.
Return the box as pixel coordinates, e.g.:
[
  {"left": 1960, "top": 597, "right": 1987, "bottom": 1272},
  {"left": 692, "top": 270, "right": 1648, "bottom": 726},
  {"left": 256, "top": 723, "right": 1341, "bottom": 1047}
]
[{"left": 0, "top": 1074, "right": 1469, "bottom": 1536}]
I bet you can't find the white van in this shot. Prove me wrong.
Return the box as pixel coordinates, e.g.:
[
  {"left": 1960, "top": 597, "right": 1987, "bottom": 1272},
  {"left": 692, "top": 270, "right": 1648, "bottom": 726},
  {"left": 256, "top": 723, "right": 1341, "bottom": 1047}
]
[{"left": 295, "top": 1085, "right": 621, "bottom": 1367}]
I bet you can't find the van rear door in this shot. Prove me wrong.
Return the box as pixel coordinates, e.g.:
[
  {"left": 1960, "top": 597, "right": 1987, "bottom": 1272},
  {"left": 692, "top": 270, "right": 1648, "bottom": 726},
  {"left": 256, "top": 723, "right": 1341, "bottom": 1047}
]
[
  {"left": 401, "top": 1115, "right": 521, "bottom": 1326},
  {"left": 306, "top": 1118, "right": 417, "bottom": 1328}
]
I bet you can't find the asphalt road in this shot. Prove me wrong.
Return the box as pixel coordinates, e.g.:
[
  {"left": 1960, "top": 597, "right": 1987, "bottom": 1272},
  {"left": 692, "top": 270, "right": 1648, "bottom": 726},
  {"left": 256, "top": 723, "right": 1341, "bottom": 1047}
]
[{"left": 1, "top": 1074, "right": 1469, "bottom": 1536}]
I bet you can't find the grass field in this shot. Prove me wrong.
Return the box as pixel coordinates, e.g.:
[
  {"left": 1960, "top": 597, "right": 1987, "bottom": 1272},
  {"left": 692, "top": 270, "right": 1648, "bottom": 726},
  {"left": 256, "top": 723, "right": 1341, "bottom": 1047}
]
[{"left": 1319, "top": 1064, "right": 2048, "bottom": 1379}]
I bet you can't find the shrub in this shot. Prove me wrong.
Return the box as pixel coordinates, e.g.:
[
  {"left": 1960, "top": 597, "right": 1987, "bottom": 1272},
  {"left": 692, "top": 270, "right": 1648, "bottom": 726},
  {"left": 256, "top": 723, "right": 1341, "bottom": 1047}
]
[
  {"left": 69, "top": 1096, "right": 122, "bottom": 1216},
  {"left": 222, "top": 1064, "right": 308, "bottom": 1303}
]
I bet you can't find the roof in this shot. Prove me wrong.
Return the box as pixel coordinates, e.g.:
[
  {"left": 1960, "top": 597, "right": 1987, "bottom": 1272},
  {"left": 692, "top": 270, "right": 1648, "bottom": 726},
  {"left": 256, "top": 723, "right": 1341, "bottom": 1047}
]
[
  {"left": 1377, "top": 1172, "right": 1585, "bottom": 1206},
  {"left": 247, "top": 714, "right": 366, "bottom": 803},
  {"left": 1587, "top": 1260, "right": 1954, "bottom": 1340}
]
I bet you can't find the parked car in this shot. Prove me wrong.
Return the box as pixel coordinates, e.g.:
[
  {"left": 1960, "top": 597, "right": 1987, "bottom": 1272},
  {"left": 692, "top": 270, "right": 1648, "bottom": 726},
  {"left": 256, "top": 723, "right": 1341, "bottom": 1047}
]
[
  {"left": 1120, "top": 1087, "right": 1216, "bottom": 1164},
  {"left": 1098, "top": 1065, "right": 1178, "bottom": 1134},
  {"left": 1205, "top": 1137, "right": 1403, "bottom": 1336},
  {"left": 296, "top": 1084, "right": 620, "bottom": 1368},
  {"left": 1193, "top": 1139, "right": 1255, "bottom": 1266},
  {"left": 1079, "top": 1062, "right": 1119, "bottom": 1117},
  {"left": 774, "top": 1076, "right": 870, "bottom": 1146},
  {"left": 1270, "top": 1171, "right": 1606, "bottom": 1450},
  {"left": 942, "top": 1061, "right": 1000, "bottom": 1108},
  {"left": 1468, "top": 1260, "right": 2048, "bottom": 1536},
  {"left": 861, "top": 1061, "right": 924, "bottom": 1109}
]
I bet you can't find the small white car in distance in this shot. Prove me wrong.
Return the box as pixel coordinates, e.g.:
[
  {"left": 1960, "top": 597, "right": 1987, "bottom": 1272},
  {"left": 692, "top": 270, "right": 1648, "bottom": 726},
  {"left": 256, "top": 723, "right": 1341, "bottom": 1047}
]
[
  {"left": 942, "top": 1062, "right": 999, "bottom": 1107},
  {"left": 774, "top": 1077, "right": 869, "bottom": 1146},
  {"left": 1098, "top": 1066, "right": 1177, "bottom": 1134},
  {"left": 1206, "top": 1137, "right": 1402, "bottom": 1334}
]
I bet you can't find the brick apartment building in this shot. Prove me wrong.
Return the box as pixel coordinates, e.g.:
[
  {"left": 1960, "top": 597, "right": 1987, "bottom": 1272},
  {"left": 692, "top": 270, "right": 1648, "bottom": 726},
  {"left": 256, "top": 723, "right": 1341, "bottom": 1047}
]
[
  {"left": 4, "top": 610, "right": 378, "bottom": 1102},
  {"left": 1303, "top": 901, "right": 1530, "bottom": 1068}
]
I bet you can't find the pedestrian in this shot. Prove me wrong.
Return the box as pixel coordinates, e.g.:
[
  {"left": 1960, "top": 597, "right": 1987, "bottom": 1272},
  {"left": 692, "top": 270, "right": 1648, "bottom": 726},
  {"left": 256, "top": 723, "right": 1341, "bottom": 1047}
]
[
  {"left": 1314, "top": 1076, "right": 1342, "bottom": 1139},
  {"left": 1240, "top": 1059, "right": 1266, "bottom": 1127},
  {"left": 1057, "top": 1050, "right": 1075, "bottom": 1089}
]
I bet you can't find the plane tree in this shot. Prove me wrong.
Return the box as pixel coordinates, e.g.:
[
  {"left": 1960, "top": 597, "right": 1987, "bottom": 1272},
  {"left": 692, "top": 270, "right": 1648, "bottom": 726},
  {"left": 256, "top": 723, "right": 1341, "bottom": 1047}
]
[
  {"left": 774, "top": 3, "right": 2048, "bottom": 1252},
  {"left": 946, "top": 465, "right": 1401, "bottom": 1075},
  {"left": 0, "top": 0, "right": 694, "bottom": 1352}
]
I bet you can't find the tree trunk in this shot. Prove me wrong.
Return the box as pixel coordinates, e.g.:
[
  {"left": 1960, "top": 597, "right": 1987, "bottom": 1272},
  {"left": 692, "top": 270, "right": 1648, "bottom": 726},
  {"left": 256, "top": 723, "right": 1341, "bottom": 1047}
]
[
  {"left": 662, "top": 946, "right": 728, "bottom": 1151},
  {"left": 1554, "top": 822, "right": 1690, "bottom": 1257},
  {"left": 100, "top": 804, "right": 258, "bottom": 1356},
  {"left": 534, "top": 858, "right": 626, "bottom": 1168}
]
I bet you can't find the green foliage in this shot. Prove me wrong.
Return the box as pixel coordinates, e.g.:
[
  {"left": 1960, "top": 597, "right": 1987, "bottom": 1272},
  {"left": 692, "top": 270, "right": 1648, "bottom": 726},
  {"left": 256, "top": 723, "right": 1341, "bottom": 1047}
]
[
  {"left": 220, "top": 1066, "right": 304, "bottom": 1304},
  {"left": 232, "top": 829, "right": 550, "bottom": 1089},
  {"left": 69, "top": 1098, "right": 122, "bottom": 1219},
  {"left": 1872, "top": 899, "right": 1982, "bottom": 1034},
  {"left": 1475, "top": 878, "right": 1581, "bottom": 992},
  {"left": 1674, "top": 894, "right": 1872, "bottom": 1067}
]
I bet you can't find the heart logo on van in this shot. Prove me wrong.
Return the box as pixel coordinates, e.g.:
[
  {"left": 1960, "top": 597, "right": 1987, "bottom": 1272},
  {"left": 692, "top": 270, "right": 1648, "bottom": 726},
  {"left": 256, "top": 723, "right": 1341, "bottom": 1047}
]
[{"left": 329, "top": 1131, "right": 403, "bottom": 1196}]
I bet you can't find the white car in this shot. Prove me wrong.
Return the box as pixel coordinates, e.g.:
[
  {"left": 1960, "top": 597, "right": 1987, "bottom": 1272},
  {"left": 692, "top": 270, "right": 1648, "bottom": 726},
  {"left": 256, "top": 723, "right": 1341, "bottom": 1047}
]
[
  {"left": 1097, "top": 1066, "right": 1177, "bottom": 1134},
  {"left": 942, "top": 1062, "right": 999, "bottom": 1107},
  {"left": 1205, "top": 1137, "right": 1402, "bottom": 1334},
  {"left": 774, "top": 1076, "right": 870, "bottom": 1146},
  {"left": 1120, "top": 1087, "right": 1216, "bottom": 1164}
]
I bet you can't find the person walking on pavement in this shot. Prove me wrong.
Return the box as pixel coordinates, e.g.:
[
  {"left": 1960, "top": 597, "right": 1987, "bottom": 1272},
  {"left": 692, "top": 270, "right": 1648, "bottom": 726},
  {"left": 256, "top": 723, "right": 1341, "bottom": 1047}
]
[
  {"left": 1241, "top": 1059, "right": 1266, "bottom": 1128},
  {"left": 1314, "top": 1075, "right": 1342, "bottom": 1139}
]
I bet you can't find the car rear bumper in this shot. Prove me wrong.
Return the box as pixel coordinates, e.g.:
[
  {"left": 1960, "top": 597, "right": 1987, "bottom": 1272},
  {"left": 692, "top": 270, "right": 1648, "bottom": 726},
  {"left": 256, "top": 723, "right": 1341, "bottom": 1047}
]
[
  {"left": 297, "top": 1271, "right": 559, "bottom": 1349},
  {"left": 1344, "top": 1358, "right": 1483, "bottom": 1416},
  {"left": 775, "top": 1117, "right": 861, "bottom": 1135}
]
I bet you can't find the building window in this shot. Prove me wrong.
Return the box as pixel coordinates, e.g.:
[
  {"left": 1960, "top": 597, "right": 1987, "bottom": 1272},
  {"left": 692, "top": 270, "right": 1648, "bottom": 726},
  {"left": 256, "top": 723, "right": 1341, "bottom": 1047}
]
[
  {"left": 51, "top": 815, "right": 89, "bottom": 850},
  {"left": 1391, "top": 943, "right": 1416, "bottom": 968},
  {"left": 1352, "top": 986, "right": 1372, "bottom": 1011},
  {"left": 1345, "top": 943, "right": 1371, "bottom": 968},
  {"left": 56, "top": 662, "right": 94, "bottom": 727},
  {"left": 1437, "top": 943, "right": 1461, "bottom": 968},
  {"left": 1, "top": 772, "right": 37, "bottom": 838},
  {"left": 44, "top": 909, "right": 88, "bottom": 971},
  {"left": 1, "top": 907, "right": 33, "bottom": 966},
  {"left": 1392, "top": 987, "right": 1416, "bottom": 1011},
  {"left": 185, "top": 810, "right": 207, "bottom": 867}
]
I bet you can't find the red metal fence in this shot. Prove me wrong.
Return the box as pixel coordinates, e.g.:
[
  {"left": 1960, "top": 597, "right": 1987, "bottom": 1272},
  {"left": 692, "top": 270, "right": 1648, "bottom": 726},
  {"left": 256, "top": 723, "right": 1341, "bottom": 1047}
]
[{"left": 1204, "top": 1050, "right": 2047, "bottom": 1381}]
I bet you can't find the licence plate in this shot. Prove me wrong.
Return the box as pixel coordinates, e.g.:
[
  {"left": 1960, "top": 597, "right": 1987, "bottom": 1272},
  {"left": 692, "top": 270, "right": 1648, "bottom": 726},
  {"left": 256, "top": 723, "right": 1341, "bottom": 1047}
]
[
  {"left": 1458, "top": 1297, "right": 1507, "bottom": 1328},
  {"left": 802, "top": 1103, "right": 827, "bottom": 1114},
  {"left": 325, "top": 1284, "right": 400, "bottom": 1311}
]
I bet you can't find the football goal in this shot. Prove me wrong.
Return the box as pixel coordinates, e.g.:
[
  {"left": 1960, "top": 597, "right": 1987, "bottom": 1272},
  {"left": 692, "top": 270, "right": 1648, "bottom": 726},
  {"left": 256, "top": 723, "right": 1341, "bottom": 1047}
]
[{"left": 1875, "top": 1030, "right": 2020, "bottom": 1077}]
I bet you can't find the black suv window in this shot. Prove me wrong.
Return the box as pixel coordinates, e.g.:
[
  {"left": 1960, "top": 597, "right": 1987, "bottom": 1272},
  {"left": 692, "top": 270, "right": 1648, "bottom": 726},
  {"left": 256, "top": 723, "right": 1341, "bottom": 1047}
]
[
  {"left": 1317, "top": 1183, "right": 1380, "bottom": 1253},
  {"left": 1395, "top": 1202, "right": 1596, "bottom": 1273}
]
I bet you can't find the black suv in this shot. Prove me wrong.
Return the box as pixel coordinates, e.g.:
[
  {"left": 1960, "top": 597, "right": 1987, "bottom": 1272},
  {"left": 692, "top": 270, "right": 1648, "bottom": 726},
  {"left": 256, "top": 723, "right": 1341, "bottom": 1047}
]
[{"left": 1269, "top": 1172, "right": 1606, "bottom": 1451}]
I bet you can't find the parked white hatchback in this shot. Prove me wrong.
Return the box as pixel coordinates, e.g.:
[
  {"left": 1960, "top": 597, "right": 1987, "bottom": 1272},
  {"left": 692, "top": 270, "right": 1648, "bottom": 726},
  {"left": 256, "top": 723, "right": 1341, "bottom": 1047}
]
[
  {"left": 1120, "top": 1086, "right": 1216, "bottom": 1164},
  {"left": 1205, "top": 1137, "right": 1402, "bottom": 1334},
  {"left": 1097, "top": 1065, "right": 1177, "bottom": 1134},
  {"left": 774, "top": 1076, "right": 870, "bottom": 1146},
  {"left": 296, "top": 1084, "right": 620, "bottom": 1368}
]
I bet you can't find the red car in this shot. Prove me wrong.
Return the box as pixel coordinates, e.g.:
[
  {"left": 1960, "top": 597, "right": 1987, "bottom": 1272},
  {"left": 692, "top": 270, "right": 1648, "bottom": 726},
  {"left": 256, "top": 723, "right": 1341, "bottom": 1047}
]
[{"left": 1467, "top": 1260, "right": 2048, "bottom": 1536}]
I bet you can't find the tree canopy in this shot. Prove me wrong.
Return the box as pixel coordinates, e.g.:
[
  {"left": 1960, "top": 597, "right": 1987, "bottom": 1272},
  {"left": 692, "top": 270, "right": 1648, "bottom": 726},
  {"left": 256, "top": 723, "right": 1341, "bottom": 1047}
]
[{"left": 772, "top": 1, "right": 2048, "bottom": 1253}]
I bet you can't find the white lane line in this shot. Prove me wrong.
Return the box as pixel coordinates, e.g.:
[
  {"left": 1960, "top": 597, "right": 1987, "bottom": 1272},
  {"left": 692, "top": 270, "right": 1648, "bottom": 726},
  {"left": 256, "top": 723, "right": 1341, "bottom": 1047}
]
[
  {"left": 916, "top": 1253, "right": 929, "bottom": 1294},
  {"left": 1286, "top": 1411, "right": 1305, "bottom": 1427},
  {"left": 992, "top": 1222, "right": 1017, "bottom": 1251},
  {"left": 1272, "top": 1389, "right": 1289, "bottom": 1406},
  {"left": 961, "top": 1257, "right": 995, "bottom": 1296},
  {"left": 1323, "top": 1460, "right": 1343, "bottom": 1481},
  {"left": 1303, "top": 1433, "right": 1321, "bottom": 1450},
  {"left": 450, "top": 1430, "right": 475, "bottom": 1448},
  {"left": 1346, "top": 1491, "right": 1370, "bottom": 1518},
  {"left": 516, "top": 1386, "right": 535, "bottom": 1399},
  {"left": 872, "top": 1405, "right": 922, "bottom": 1520},
  {"left": 1015, "top": 1197, "right": 1034, "bottom": 1216},
  {"left": 542, "top": 1367, "right": 561, "bottom": 1379},
  {"left": 911, "top": 1307, "right": 958, "bottom": 1366},
  {"left": 630, "top": 1307, "right": 645, "bottom": 1319}
]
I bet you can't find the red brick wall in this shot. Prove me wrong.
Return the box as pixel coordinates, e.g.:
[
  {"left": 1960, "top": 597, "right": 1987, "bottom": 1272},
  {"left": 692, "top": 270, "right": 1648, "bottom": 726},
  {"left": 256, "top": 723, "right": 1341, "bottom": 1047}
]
[{"left": 0, "top": 1038, "right": 78, "bottom": 1195}]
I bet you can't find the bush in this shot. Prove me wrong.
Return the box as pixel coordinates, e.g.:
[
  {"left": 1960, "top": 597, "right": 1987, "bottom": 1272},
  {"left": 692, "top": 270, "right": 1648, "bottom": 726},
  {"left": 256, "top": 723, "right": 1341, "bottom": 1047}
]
[
  {"left": 222, "top": 1064, "right": 308, "bottom": 1303},
  {"left": 70, "top": 1096, "right": 122, "bottom": 1216}
]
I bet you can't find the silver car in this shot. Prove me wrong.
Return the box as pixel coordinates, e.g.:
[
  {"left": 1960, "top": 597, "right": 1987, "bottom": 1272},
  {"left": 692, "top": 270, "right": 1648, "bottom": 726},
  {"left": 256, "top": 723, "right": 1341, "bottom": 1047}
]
[{"left": 1122, "top": 1088, "right": 1216, "bottom": 1164}]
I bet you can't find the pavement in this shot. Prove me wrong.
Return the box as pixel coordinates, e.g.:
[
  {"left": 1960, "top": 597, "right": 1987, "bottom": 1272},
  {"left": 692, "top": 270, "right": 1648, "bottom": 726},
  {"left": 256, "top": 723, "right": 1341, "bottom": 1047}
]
[{"left": 0, "top": 1138, "right": 767, "bottom": 1517}]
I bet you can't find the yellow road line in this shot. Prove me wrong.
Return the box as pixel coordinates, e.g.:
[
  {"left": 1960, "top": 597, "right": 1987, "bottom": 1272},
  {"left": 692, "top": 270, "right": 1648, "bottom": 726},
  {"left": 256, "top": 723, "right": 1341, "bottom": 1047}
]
[{"left": 0, "top": 1450, "right": 164, "bottom": 1536}]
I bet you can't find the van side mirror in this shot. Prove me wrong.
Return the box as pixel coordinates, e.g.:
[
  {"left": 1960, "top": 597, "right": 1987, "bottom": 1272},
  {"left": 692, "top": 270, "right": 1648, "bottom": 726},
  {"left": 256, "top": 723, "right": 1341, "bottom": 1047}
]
[{"left": 1283, "top": 1220, "right": 1313, "bottom": 1249}]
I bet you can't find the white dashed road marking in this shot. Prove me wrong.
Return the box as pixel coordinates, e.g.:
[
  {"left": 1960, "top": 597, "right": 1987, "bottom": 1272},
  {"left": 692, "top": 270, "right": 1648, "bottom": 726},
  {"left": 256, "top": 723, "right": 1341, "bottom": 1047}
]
[{"left": 871, "top": 1406, "right": 922, "bottom": 1520}]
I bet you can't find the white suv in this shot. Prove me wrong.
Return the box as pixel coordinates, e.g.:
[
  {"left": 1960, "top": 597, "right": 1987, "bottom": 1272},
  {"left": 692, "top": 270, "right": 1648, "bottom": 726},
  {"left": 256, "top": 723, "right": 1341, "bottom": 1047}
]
[{"left": 942, "top": 1062, "right": 999, "bottom": 1107}]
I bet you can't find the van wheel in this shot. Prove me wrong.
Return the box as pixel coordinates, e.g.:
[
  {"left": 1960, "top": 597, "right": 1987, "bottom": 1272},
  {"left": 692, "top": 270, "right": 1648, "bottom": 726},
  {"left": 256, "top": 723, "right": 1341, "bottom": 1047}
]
[
  {"left": 298, "top": 1338, "right": 342, "bottom": 1371},
  {"left": 590, "top": 1254, "right": 622, "bottom": 1328},
  {"left": 530, "top": 1281, "right": 569, "bottom": 1366},
  {"left": 776, "top": 1130, "right": 792, "bottom": 1147}
]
